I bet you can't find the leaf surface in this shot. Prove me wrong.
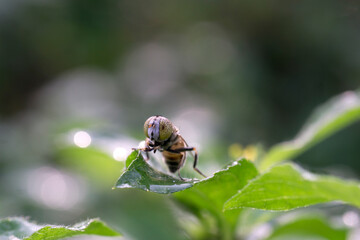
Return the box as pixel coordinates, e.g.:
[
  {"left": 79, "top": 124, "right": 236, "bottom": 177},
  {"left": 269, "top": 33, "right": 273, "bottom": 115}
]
[
  {"left": 224, "top": 163, "right": 360, "bottom": 211},
  {"left": 174, "top": 159, "right": 258, "bottom": 239},
  {"left": 175, "top": 159, "right": 258, "bottom": 211}
]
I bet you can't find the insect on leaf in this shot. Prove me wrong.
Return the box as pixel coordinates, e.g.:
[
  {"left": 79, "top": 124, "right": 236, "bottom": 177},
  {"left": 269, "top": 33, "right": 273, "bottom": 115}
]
[{"left": 114, "top": 151, "right": 195, "bottom": 194}]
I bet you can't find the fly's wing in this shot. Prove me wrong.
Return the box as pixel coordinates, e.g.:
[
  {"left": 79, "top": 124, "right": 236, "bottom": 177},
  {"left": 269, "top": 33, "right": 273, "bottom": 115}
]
[
  {"left": 176, "top": 135, "right": 187, "bottom": 167},
  {"left": 179, "top": 135, "right": 195, "bottom": 158}
]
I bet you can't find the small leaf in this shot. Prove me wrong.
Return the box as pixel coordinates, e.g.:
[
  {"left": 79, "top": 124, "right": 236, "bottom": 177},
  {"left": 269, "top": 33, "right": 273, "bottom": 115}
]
[
  {"left": 260, "top": 90, "right": 360, "bottom": 171},
  {"left": 224, "top": 163, "right": 360, "bottom": 211},
  {"left": 26, "top": 219, "right": 120, "bottom": 240},
  {"left": 0, "top": 218, "right": 120, "bottom": 240},
  {"left": 268, "top": 216, "right": 348, "bottom": 240},
  {"left": 114, "top": 151, "right": 194, "bottom": 194}
]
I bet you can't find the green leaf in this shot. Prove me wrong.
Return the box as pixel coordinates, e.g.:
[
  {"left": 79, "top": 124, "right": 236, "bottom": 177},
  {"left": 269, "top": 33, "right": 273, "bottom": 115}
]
[
  {"left": 125, "top": 150, "right": 138, "bottom": 168},
  {"left": 27, "top": 219, "right": 120, "bottom": 240},
  {"left": 174, "top": 159, "right": 258, "bottom": 239},
  {"left": 175, "top": 159, "right": 258, "bottom": 211},
  {"left": 260, "top": 90, "right": 360, "bottom": 171},
  {"left": 0, "top": 218, "right": 120, "bottom": 240},
  {"left": 224, "top": 163, "right": 360, "bottom": 211},
  {"left": 268, "top": 216, "right": 348, "bottom": 240},
  {"left": 114, "top": 151, "right": 194, "bottom": 194}
]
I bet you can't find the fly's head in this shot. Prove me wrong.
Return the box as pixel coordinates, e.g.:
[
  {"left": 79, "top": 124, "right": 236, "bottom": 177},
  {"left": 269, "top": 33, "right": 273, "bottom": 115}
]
[{"left": 144, "top": 116, "right": 173, "bottom": 146}]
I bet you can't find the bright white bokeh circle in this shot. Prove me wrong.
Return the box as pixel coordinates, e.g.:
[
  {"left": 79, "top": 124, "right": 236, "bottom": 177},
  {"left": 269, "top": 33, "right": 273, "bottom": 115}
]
[{"left": 73, "top": 131, "right": 92, "bottom": 148}]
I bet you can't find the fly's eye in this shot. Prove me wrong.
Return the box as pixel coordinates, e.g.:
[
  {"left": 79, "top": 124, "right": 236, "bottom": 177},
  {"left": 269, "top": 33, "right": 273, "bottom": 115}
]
[
  {"left": 159, "top": 119, "right": 172, "bottom": 141},
  {"left": 144, "top": 117, "right": 152, "bottom": 138}
]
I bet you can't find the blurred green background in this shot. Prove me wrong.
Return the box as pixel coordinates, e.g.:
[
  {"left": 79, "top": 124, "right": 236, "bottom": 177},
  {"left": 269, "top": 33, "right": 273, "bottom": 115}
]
[{"left": 1, "top": 0, "right": 360, "bottom": 239}]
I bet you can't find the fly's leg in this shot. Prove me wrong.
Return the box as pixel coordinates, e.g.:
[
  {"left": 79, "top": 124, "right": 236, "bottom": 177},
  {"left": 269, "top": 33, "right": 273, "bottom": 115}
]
[
  {"left": 132, "top": 138, "right": 153, "bottom": 161},
  {"left": 167, "top": 147, "right": 207, "bottom": 178},
  {"left": 145, "top": 151, "right": 150, "bottom": 160},
  {"left": 131, "top": 147, "right": 152, "bottom": 160},
  {"left": 190, "top": 147, "right": 207, "bottom": 178},
  {"left": 177, "top": 171, "right": 185, "bottom": 181}
]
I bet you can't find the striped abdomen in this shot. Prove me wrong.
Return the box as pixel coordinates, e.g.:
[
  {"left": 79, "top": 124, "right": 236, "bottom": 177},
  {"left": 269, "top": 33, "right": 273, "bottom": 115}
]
[{"left": 162, "top": 138, "right": 186, "bottom": 173}]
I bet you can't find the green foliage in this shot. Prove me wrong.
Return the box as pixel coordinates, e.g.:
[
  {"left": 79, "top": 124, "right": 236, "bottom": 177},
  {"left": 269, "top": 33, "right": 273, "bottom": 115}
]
[
  {"left": 125, "top": 150, "right": 138, "bottom": 168},
  {"left": 174, "top": 159, "right": 258, "bottom": 239},
  {"left": 175, "top": 159, "right": 258, "bottom": 211},
  {"left": 0, "top": 218, "right": 120, "bottom": 240},
  {"left": 2, "top": 1, "right": 360, "bottom": 239},
  {"left": 260, "top": 90, "right": 360, "bottom": 171},
  {"left": 112, "top": 90, "right": 360, "bottom": 239},
  {"left": 224, "top": 163, "right": 360, "bottom": 211},
  {"left": 3, "top": 90, "right": 360, "bottom": 239}
]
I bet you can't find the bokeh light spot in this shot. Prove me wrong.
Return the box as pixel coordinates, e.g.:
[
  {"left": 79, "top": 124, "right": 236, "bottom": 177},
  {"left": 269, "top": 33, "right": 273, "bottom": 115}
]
[
  {"left": 229, "top": 143, "right": 244, "bottom": 160},
  {"left": 26, "top": 167, "right": 85, "bottom": 210},
  {"left": 229, "top": 143, "right": 258, "bottom": 161},
  {"left": 113, "top": 147, "right": 128, "bottom": 161},
  {"left": 343, "top": 211, "right": 359, "bottom": 227},
  {"left": 138, "top": 140, "right": 146, "bottom": 149},
  {"left": 73, "top": 131, "right": 91, "bottom": 148}
]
